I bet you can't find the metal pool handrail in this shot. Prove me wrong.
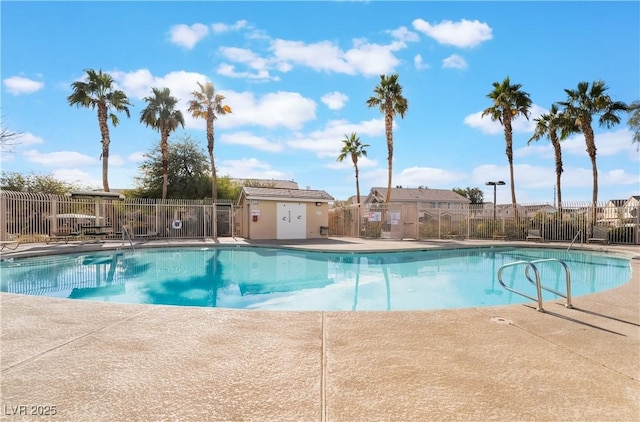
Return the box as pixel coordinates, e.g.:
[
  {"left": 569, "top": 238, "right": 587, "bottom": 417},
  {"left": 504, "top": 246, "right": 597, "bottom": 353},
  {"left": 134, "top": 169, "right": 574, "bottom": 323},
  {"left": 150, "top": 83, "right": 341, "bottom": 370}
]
[
  {"left": 497, "top": 258, "right": 573, "bottom": 312},
  {"left": 567, "top": 230, "right": 582, "bottom": 251},
  {"left": 524, "top": 258, "right": 573, "bottom": 309},
  {"left": 122, "top": 225, "right": 135, "bottom": 251}
]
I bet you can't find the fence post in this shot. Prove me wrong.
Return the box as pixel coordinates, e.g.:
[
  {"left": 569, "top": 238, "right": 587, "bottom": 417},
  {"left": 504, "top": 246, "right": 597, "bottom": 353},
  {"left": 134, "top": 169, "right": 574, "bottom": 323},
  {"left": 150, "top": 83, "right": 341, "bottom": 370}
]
[{"left": 0, "top": 193, "right": 6, "bottom": 241}]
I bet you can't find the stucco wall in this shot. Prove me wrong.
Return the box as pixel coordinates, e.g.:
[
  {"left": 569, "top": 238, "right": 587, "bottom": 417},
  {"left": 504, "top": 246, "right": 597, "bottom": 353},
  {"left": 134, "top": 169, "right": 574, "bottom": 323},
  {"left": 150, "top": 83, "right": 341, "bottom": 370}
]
[{"left": 237, "top": 198, "right": 330, "bottom": 240}]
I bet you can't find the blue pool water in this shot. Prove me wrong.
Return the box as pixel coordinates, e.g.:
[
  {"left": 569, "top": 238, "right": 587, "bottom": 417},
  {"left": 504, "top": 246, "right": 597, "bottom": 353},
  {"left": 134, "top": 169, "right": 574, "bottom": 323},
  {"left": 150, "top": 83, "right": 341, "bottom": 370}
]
[{"left": 0, "top": 247, "right": 631, "bottom": 311}]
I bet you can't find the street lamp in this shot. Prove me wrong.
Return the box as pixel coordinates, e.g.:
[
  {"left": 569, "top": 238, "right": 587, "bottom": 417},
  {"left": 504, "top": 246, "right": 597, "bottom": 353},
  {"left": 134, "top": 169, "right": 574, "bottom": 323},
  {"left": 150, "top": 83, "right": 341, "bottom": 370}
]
[{"left": 485, "top": 181, "right": 505, "bottom": 221}]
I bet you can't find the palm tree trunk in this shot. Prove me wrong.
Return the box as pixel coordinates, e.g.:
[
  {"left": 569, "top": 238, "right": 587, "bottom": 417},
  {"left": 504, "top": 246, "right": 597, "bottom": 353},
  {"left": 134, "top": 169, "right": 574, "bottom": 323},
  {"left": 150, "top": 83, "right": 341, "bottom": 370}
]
[
  {"left": 385, "top": 112, "right": 393, "bottom": 203},
  {"left": 551, "top": 135, "right": 563, "bottom": 213},
  {"left": 354, "top": 162, "right": 361, "bottom": 204},
  {"left": 161, "top": 130, "right": 169, "bottom": 200},
  {"left": 208, "top": 114, "right": 217, "bottom": 239},
  {"left": 584, "top": 124, "right": 597, "bottom": 238},
  {"left": 97, "top": 104, "right": 110, "bottom": 192},
  {"left": 503, "top": 118, "right": 518, "bottom": 220}
]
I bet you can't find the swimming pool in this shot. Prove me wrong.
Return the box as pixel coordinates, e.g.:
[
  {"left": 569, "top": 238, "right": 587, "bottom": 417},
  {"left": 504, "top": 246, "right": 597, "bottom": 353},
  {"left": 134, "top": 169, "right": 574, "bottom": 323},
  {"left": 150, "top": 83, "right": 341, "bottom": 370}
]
[{"left": 0, "top": 246, "right": 631, "bottom": 311}]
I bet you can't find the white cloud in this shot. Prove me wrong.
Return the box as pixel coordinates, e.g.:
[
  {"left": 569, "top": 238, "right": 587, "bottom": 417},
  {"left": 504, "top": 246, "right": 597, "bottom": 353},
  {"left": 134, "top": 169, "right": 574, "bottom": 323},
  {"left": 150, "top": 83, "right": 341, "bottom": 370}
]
[
  {"left": 128, "top": 151, "right": 147, "bottom": 162},
  {"left": 219, "top": 131, "right": 283, "bottom": 152},
  {"left": 220, "top": 91, "right": 316, "bottom": 130},
  {"left": 52, "top": 168, "right": 102, "bottom": 189},
  {"left": 111, "top": 69, "right": 316, "bottom": 131},
  {"left": 463, "top": 111, "right": 502, "bottom": 135},
  {"left": 23, "top": 150, "right": 99, "bottom": 167},
  {"left": 414, "top": 54, "right": 429, "bottom": 70},
  {"left": 387, "top": 26, "right": 420, "bottom": 43},
  {"left": 108, "top": 154, "right": 126, "bottom": 166},
  {"left": 321, "top": 92, "right": 349, "bottom": 110},
  {"left": 560, "top": 128, "right": 638, "bottom": 158},
  {"left": 216, "top": 63, "right": 277, "bottom": 81},
  {"left": 412, "top": 18, "right": 493, "bottom": 48},
  {"left": 464, "top": 104, "right": 545, "bottom": 135},
  {"left": 219, "top": 47, "right": 271, "bottom": 71},
  {"left": 270, "top": 38, "right": 401, "bottom": 77},
  {"left": 3, "top": 76, "right": 44, "bottom": 95},
  {"left": 12, "top": 132, "right": 44, "bottom": 147},
  {"left": 110, "top": 69, "right": 157, "bottom": 99},
  {"left": 394, "top": 166, "right": 467, "bottom": 188},
  {"left": 217, "top": 47, "right": 280, "bottom": 80},
  {"left": 442, "top": 54, "right": 467, "bottom": 69},
  {"left": 213, "top": 26, "right": 406, "bottom": 80},
  {"left": 286, "top": 118, "right": 384, "bottom": 158},
  {"left": 217, "top": 157, "right": 289, "bottom": 180},
  {"left": 212, "top": 20, "right": 248, "bottom": 33},
  {"left": 327, "top": 155, "right": 378, "bottom": 170},
  {"left": 169, "top": 23, "right": 209, "bottom": 49}
]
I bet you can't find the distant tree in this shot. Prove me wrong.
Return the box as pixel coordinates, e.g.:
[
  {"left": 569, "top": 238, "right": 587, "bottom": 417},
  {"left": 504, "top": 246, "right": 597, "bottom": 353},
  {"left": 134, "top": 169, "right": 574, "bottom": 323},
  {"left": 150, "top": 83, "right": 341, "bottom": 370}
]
[
  {"left": 0, "top": 171, "right": 82, "bottom": 194},
  {"left": 482, "top": 76, "right": 532, "bottom": 210},
  {"left": 0, "top": 115, "right": 22, "bottom": 152},
  {"left": 242, "top": 179, "right": 277, "bottom": 188},
  {"left": 68, "top": 69, "right": 132, "bottom": 192},
  {"left": 216, "top": 176, "right": 242, "bottom": 201},
  {"left": 628, "top": 100, "right": 640, "bottom": 149},
  {"left": 528, "top": 104, "right": 577, "bottom": 212},
  {"left": 337, "top": 132, "right": 369, "bottom": 204},
  {"left": 452, "top": 187, "right": 484, "bottom": 204},
  {"left": 366, "top": 73, "right": 408, "bottom": 203},
  {"left": 140, "top": 87, "right": 185, "bottom": 200},
  {"left": 130, "top": 134, "right": 210, "bottom": 199},
  {"left": 556, "top": 80, "right": 628, "bottom": 234}
]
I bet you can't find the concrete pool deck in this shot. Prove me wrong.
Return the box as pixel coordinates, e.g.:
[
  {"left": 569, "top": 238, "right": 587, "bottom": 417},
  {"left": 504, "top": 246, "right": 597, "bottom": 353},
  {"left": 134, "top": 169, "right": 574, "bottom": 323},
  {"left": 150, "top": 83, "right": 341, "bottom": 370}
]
[{"left": 1, "top": 238, "right": 638, "bottom": 421}]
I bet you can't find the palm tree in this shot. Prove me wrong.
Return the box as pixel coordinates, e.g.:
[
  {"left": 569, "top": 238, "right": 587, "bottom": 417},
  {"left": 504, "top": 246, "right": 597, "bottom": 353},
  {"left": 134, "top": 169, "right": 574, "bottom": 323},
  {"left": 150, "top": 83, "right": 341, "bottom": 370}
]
[
  {"left": 337, "top": 132, "right": 369, "bottom": 204},
  {"left": 139, "top": 87, "right": 185, "bottom": 200},
  {"left": 187, "top": 81, "right": 232, "bottom": 201},
  {"left": 628, "top": 100, "right": 640, "bottom": 149},
  {"left": 187, "top": 82, "right": 232, "bottom": 240},
  {"left": 556, "top": 81, "right": 628, "bottom": 233},
  {"left": 528, "top": 104, "right": 576, "bottom": 213},
  {"left": 68, "top": 69, "right": 131, "bottom": 192},
  {"left": 366, "top": 73, "right": 408, "bottom": 203},
  {"left": 482, "top": 77, "right": 532, "bottom": 210}
]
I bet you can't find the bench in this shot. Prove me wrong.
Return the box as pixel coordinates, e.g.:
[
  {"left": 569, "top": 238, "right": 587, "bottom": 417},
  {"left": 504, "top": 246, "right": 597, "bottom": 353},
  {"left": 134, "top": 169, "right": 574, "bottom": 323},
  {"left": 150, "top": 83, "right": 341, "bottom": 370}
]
[
  {"left": 492, "top": 232, "right": 506, "bottom": 240},
  {"left": 0, "top": 239, "right": 20, "bottom": 251},
  {"left": 442, "top": 232, "right": 465, "bottom": 240},
  {"left": 526, "top": 229, "right": 543, "bottom": 242},
  {"left": 79, "top": 225, "right": 114, "bottom": 243},
  {"left": 587, "top": 226, "right": 609, "bottom": 244},
  {"left": 46, "top": 231, "right": 83, "bottom": 244}
]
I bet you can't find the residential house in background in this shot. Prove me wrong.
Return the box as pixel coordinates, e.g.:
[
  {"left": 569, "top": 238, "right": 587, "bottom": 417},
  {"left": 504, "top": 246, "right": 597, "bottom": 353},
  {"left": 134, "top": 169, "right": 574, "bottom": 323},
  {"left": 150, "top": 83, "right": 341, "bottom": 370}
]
[
  {"left": 602, "top": 199, "right": 627, "bottom": 222},
  {"left": 622, "top": 195, "right": 640, "bottom": 221},
  {"left": 362, "top": 187, "right": 471, "bottom": 239},
  {"left": 364, "top": 187, "right": 470, "bottom": 208}
]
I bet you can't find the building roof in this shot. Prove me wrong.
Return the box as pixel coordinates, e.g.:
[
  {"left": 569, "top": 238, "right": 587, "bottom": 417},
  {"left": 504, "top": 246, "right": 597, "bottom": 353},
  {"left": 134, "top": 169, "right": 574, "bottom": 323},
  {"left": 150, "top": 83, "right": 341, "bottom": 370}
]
[
  {"left": 230, "top": 178, "right": 299, "bottom": 189},
  {"left": 365, "top": 187, "right": 470, "bottom": 203},
  {"left": 607, "top": 199, "right": 627, "bottom": 207},
  {"left": 241, "top": 187, "right": 334, "bottom": 202}
]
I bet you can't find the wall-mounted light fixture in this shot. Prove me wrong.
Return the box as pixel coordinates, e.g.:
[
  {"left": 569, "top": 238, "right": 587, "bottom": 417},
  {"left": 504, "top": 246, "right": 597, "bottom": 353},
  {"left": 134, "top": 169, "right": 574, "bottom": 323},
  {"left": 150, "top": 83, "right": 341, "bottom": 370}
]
[{"left": 315, "top": 202, "right": 322, "bottom": 206}]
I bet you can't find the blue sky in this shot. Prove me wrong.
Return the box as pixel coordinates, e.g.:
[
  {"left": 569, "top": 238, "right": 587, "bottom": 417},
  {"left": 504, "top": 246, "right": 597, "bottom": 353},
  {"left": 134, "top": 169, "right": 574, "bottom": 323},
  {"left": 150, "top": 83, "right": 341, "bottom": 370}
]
[{"left": 1, "top": 1, "right": 638, "bottom": 204}]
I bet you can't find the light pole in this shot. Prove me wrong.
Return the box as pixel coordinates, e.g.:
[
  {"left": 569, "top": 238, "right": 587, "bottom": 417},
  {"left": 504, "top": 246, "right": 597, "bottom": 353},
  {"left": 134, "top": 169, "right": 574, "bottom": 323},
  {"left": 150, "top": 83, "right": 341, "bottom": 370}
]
[{"left": 485, "top": 181, "right": 505, "bottom": 221}]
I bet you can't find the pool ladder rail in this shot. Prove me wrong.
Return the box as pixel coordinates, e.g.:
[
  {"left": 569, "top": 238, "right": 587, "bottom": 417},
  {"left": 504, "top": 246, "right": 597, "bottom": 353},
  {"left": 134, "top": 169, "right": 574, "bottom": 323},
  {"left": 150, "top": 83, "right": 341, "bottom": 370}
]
[
  {"left": 121, "top": 225, "right": 135, "bottom": 252},
  {"left": 497, "top": 258, "right": 573, "bottom": 313}
]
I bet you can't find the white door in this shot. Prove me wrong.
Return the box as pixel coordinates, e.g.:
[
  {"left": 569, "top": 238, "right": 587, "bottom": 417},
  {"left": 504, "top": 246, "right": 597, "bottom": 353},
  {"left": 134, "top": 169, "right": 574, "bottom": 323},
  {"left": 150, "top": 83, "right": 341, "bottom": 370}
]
[{"left": 277, "top": 202, "right": 307, "bottom": 239}]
